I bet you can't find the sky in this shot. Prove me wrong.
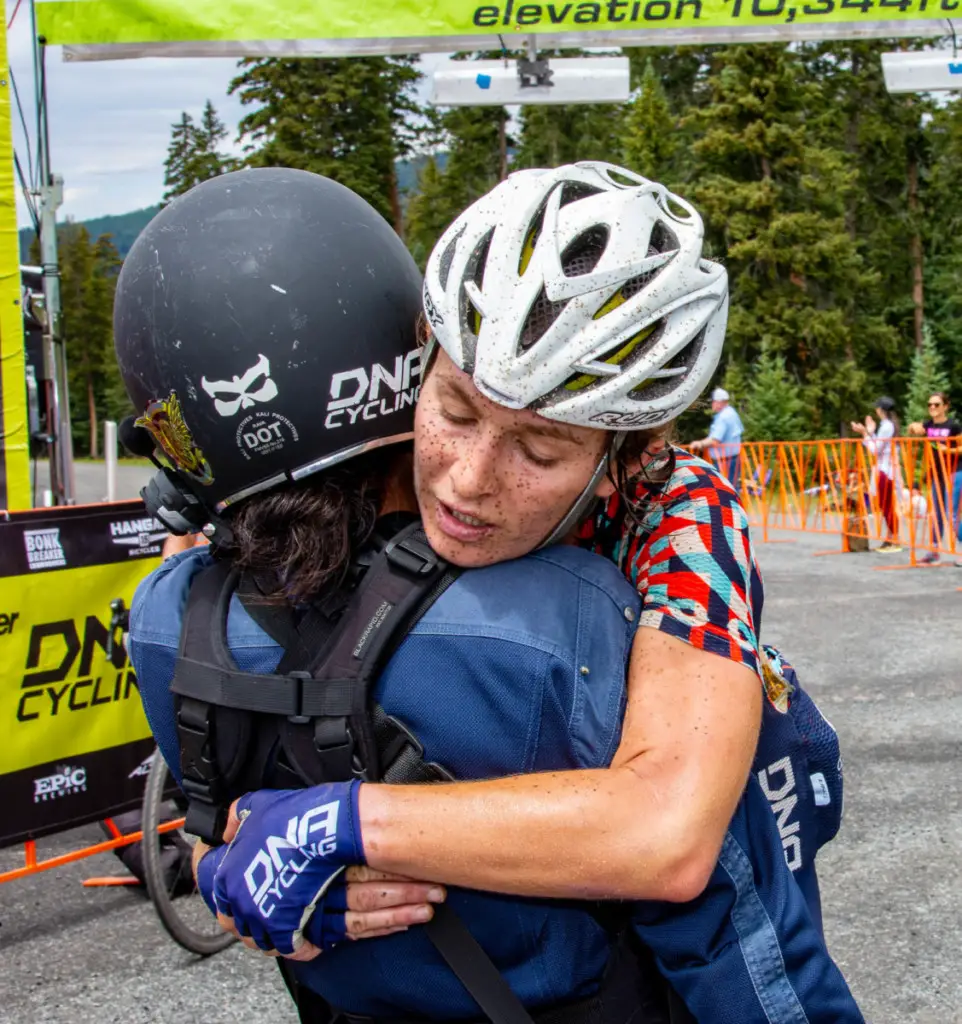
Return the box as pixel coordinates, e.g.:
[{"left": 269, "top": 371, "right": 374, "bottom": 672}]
[{"left": 4, "top": 2, "right": 450, "bottom": 227}]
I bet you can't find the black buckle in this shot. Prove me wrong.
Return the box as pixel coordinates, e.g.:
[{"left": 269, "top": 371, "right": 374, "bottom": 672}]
[
  {"left": 380, "top": 714, "right": 454, "bottom": 782},
  {"left": 313, "top": 715, "right": 358, "bottom": 780},
  {"left": 384, "top": 532, "right": 439, "bottom": 576},
  {"left": 176, "top": 700, "right": 221, "bottom": 791},
  {"left": 184, "top": 798, "right": 229, "bottom": 846},
  {"left": 287, "top": 670, "right": 312, "bottom": 724}
]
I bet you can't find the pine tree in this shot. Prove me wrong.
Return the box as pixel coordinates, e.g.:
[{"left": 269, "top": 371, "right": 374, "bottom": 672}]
[
  {"left": 925, "top": 94, "right": 962, "bottom": 385},
  {"left": 405, "top": 103, "right": 511, "bottom": 267},
  {"left": 57, "top": 224, "right": 121, "bottom": 455},
  {"left": 801, "top": 41, "right": 933, "bottom": 389},
  {"left": 515, "top": 100, "right": 625, "bottom": 169},
  {"left": 743, "top": 345, "right": 806, "bottom": 441},
  {"left": 190, "top": 100, "right": 236, "bottom": 183},
  {"left": 230, "top": 56, "right": 422, "bottom": 231},
  {"left": 685, "top": 43, "right": 893, "bottom": 437},
  {"left": 162, "top": 101, "right": 236, "bottom": 204},
  {"left": 904, "top": 324, "right": 951, "bottom": 427},
  {"left": 622, "top": 60, "right": 677, "bottom": 183},
  {"left": 162, "top": 112, "right": 196, "bottom": 204}
]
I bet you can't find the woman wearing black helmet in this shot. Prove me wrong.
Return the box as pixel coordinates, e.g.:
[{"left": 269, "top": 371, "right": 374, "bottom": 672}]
[
  {"left": 122, "top": 167, "right": 668, "bottom": 1018},
  {"left": 124, "top": 168, "right": 860, "bottom": 1024}
]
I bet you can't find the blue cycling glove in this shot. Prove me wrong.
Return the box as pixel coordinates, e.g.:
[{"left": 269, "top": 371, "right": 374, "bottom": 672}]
[{"left": 204, "top": 781, "right": 365, "bottom": 955}]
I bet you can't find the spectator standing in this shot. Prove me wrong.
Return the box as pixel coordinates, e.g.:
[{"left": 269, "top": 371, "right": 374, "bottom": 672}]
[
  {"left": 907, "top": 392, "right": 962, "bottom": 564},
  {"left": 852, "top": 396, "right": 901, "bottom": 553},
  {"left": 690, "top": 386, "right": 744, "bottom": 492}
]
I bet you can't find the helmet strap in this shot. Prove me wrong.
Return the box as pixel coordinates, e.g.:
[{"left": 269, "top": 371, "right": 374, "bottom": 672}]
[{"left": 537, "top": 433, "right": 625, "bottom": 549}]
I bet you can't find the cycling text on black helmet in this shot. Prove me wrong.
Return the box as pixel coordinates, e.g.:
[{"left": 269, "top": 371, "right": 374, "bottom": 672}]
[{"left": 114, "top": 168, "right": 423, "bottom": 520}]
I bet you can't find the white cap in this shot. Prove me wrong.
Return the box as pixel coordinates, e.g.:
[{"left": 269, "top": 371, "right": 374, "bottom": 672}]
[{"left": 711, "top": 387, "right": 730, "bottom": 402}]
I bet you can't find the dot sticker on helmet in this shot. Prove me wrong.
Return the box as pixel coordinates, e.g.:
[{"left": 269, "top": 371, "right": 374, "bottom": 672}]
[{"left": 235, "top": 411, "right": 301, "bottom": 461}]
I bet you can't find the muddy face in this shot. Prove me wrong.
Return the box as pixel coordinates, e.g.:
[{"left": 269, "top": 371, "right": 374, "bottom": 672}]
[{"left": 414, "top": 350, "right": 610, "bottom": 567}]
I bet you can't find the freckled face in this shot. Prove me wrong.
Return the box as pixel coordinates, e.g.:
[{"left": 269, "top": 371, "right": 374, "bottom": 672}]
[{"left": 413, "top": 350, "right": 609, "bottom": 568}]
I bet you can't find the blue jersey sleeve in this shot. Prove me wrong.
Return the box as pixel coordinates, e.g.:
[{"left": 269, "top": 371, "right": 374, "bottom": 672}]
[{"left": 631, "top": 777, "right": 863, "bottom": 1024}]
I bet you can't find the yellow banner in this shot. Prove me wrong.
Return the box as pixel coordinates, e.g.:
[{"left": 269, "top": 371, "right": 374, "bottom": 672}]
[
  {"left": 0, "top": 15, "right": 30, "bottom": 512},
  {"left": 35, "top": 0, "right": 961, "bottom": 46},
  {"left": 1, "top": 558, "right": 160, "bottom": 776}
]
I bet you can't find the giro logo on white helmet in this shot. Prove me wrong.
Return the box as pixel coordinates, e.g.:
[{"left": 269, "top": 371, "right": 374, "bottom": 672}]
[{"left": 201, "top": 354, "right": 279, "bottom": 417}]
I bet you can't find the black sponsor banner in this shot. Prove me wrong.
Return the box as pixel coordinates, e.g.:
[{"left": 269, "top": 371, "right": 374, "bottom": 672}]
[
  {"left": 0, "top": 738, "right": 158, "bottom": 846},
  {"left": 0, "top": 499, "right": 167, "bottom": 578},
  {"left": 1, "top": 499, "right": 164, "bottom": 846}
]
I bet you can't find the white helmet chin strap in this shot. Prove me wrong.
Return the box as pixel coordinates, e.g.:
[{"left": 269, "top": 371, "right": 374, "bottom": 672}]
[{"left": 538, "top": 433, "right": 625, "bottom": 549}]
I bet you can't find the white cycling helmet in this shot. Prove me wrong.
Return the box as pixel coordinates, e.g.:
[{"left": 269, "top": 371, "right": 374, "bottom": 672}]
[{"left": 423, "top": 161, "right": 728, "bottom": 433}]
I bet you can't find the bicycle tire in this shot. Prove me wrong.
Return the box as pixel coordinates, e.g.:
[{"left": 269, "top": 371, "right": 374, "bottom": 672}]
[{"left": 142, "top": 748, "right": 235, "bottom": 956}]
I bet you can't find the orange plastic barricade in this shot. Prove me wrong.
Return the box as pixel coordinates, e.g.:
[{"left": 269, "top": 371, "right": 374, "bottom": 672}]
[
  {"left": 701, "top": 437, "right": 962, "bottom": 569},
  {"left": 0, "top": 815, "right": 184, "bottom": 885}
]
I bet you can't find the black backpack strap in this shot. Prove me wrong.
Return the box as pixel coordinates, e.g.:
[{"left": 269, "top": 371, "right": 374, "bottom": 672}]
[
  {"left": 297, "top": 521, "right": 459, "bottom": 783},
  {"left": 172, "top": 559, "right": 249, "bottom": 844},
  {"left": 425, "top": 905, "right": 538, "bottom": 1024}
]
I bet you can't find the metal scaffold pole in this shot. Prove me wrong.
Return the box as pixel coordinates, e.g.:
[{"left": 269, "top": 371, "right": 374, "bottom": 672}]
[{"left": 31, "top": 0, "right": 73, "bottom": 504}]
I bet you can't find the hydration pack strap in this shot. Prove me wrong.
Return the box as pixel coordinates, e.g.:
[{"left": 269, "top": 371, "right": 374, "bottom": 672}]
[
  {"left": 425, "top": 906, "right": 539, "bottom": 1024},
  {"left": 172, "top": 558, "right": 243, "bottom": 844}
]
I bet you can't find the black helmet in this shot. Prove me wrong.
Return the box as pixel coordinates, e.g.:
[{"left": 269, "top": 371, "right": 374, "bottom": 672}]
[{"left": 114, "top": 167, "right": 423, "bottom": 515}]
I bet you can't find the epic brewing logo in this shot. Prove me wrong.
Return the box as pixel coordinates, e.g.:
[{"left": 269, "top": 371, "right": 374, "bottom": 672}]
[
  {"left": 23, "top": 528, "right": 67, "bottom": 571},
  {"left": 33, "top": 764, "right": 87, "bottom": 803},
  {"left": 325, "top": 349, "right": 422, "bottom": 430}
]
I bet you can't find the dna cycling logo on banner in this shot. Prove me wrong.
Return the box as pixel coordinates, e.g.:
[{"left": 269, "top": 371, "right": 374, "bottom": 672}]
[
  {"left": 109, "top": 515, "right": 168, "bottom": 557},
  {"left": 325, "top": 349, "right": 422, "bottom": 430},
  {"left": 33, "top": 764, "right": 87, "bottom": 803},
  {"left": 17, "top": 614, "right": 138, "bottom": 723},
  {"left": 23, "top": 528, "right": 67, "bottom": 571}
]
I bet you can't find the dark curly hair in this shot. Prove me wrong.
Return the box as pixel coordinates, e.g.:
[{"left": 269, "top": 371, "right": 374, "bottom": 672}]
[{"left": 226, "top": 446, "right": 409, "bottom": 605}]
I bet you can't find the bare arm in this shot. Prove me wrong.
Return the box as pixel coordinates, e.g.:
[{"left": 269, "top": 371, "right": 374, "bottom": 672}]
[{"left": 359, "top": 628, "right": 762, "bottom": 903}]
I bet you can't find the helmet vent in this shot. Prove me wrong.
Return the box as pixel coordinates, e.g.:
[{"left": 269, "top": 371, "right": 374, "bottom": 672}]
[
  {"left": 649, "top": 220, "right": 679, "bottom": 256},
  {"left": 520, "top": 287, "right": 568, "bottom": 351},
  {"left": 437, "top": 226, "right": 465, "bottom": 291},
  {"left": 630, "top": 326, "right": 707, "bottom": 403},
  {"left": 519, "top": 200, "right": 549, "bottom": 276},
  {"left": 559, "top": 181, "right": 604, "bottom": 207},
  {"left": 620, "top": 269, "right": 659, "bottom": 302},
  {"left": 459, "top": 229, "right": 494, "bottom": 344},
  {"left": 561, "top": 227, "right": 609, "bottom": 278},
  {"left": 466, "top": 228, "right": 494, "bottom": 289},
  {"left": 603, "top": 167, "right": 644, "bottom": 189}
]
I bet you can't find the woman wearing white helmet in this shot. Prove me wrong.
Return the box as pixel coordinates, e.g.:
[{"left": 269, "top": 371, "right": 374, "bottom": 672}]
[{"left": 208, "top": 164, "right": 860, "bottom": 1020}]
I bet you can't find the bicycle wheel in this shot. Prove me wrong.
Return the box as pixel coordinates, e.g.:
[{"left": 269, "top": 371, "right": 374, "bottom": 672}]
[{"left": 141, "top": 748, "right": 235, "bottom": 955}]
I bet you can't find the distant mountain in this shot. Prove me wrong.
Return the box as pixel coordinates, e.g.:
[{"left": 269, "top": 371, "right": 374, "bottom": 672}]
[
  {"left": 18, "top": 156, "right": 448, "bottom": 262},
  {"left": 19, "top": 205, "right": 160, "bottom": 263},
  {"left": 397, "top": 152, "right": 449, "bottom": 199}
]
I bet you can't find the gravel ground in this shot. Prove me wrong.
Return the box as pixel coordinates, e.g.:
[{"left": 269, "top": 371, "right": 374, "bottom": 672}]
[{"left": 0, "top": 527, "right": 959, "bottom": 1023}]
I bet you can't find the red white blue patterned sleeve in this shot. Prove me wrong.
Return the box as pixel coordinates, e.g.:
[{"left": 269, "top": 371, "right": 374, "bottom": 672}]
[{"left": 628, "top": 461, "right": 763, "bottom": 675}]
